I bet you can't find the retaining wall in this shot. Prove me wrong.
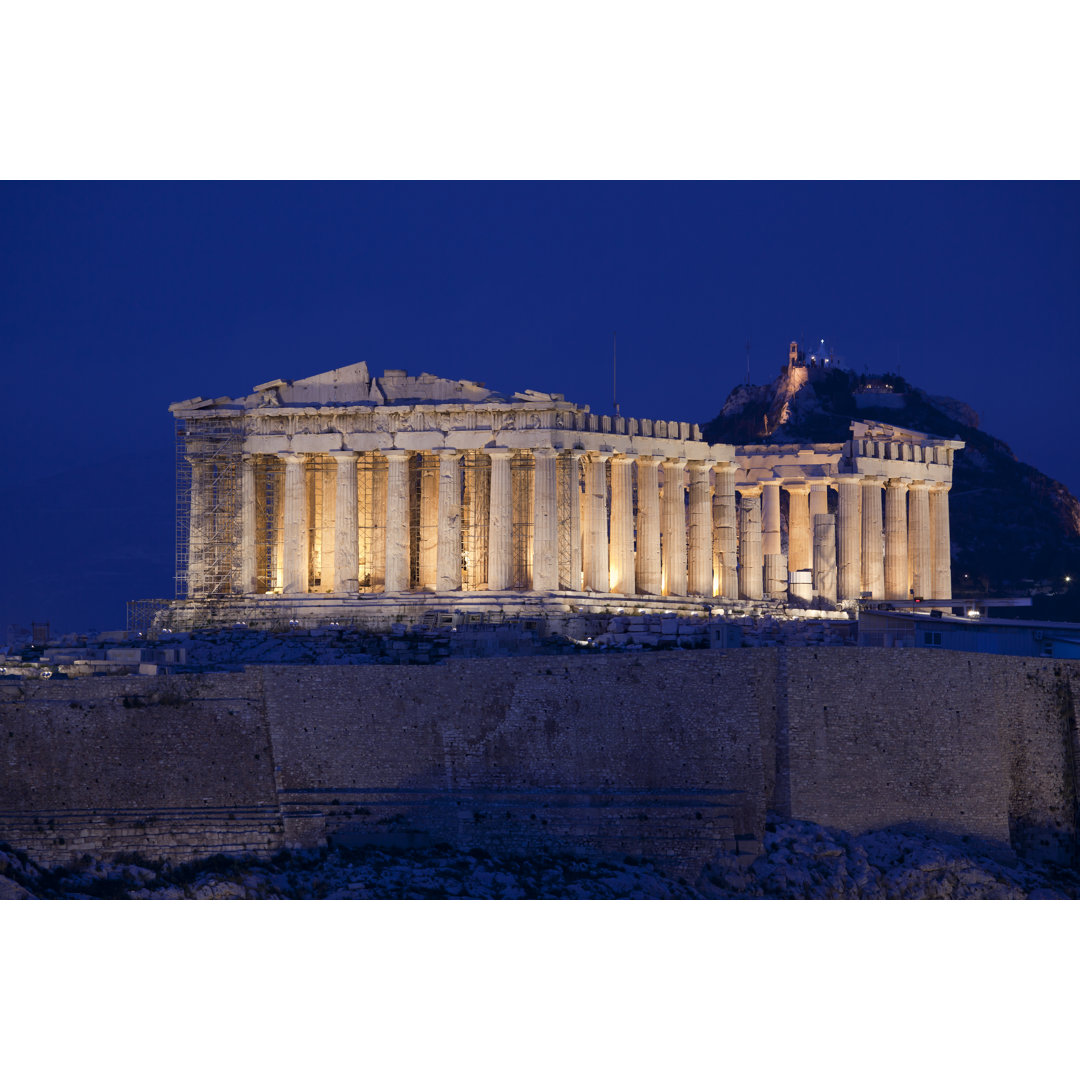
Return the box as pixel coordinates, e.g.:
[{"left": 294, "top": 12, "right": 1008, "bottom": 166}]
[{"left": 2, "top": 650, "right": 1078, "bottom": 874}]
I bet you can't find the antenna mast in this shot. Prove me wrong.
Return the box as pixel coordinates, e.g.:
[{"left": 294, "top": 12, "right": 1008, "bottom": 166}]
[{"left": 613, "top": 331, "right": 619, "bottom": 416}]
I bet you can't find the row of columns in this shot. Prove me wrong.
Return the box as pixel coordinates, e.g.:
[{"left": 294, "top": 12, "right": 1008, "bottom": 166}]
[
  {"left": 222, "top": 449, "right": 737, "bottom": 599},
  {"left": 735, "top": 477, "right": 952, "bottom": 602},
  {"left": 201, "top": 451, "right": 953, "bottom": 603}
]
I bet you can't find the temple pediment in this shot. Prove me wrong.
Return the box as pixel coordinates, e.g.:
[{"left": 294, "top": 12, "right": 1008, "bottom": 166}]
[{"left": 171, "top": 363, "right": 569, "bottom": 413}]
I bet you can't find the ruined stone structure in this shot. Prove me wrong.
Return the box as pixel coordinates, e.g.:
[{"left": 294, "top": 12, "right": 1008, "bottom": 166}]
[{"left": 168, "top": 363, "right": 962, "bottom": 627}]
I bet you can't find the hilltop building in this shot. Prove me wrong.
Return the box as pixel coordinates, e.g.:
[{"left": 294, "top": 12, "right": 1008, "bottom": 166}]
[{"left": 166, "top": 362, "right": 963, "bottom": 628}]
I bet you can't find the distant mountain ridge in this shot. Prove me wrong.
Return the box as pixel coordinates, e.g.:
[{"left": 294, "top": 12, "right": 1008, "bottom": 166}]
[{"left": 702, "top": 366, "right": 1080, "bottom": 607}]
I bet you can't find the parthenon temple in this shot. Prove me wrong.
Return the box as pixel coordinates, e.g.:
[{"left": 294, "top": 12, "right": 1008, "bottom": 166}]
[{"left": 167, "top": 363, "right": 963, "bottom": 627}]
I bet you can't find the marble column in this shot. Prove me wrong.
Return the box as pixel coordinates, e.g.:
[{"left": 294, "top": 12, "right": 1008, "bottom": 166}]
[
  {"left": 635, "top": 456, "right": 662, "bottom": 595},
  {"left": 532, "top": 448, "right": 559, "bottom": 592},
  {"left": 187, "top": 458, "right": 212, "bottom": 597},
  {"left": 737, "top": 485, "right": 763, "bottom": 601},
  {"left": 930, "top": 483, "right": 952, "bottom": 599},
  {"left": 762, "top": 480, "right": 782, "bottom": 557},
  {"left": 420, "top": 454, "right": 439, "bottom": 589},
  {"left": 810, "top": 483, "right": 829, "bottom": 522},
  {"left": 383, "top": 449, "right": 411, "bottom": 593},
  {"left": 240, "top": 455, "right": 257, "bottom": 594},
  {"left": 280, "top": 452, "right": 308, "bottom": 595},
  {"left": 584, "top": 452, "right": 611, "bottom": 592},
  {"left": 688, "top": 460, "right": 714, "bottom": 596},
  {"left": 487, "top": 450, "right": 513, "bottom": 591},
  {"left": 908, "top": 479, "right": 931, "bottom": 600},
  {"left": 764, "top": 551, "right": 789, "bottom": 601},
  {"left": 861, "top": 476, "right": 884, "bottom": 599},
  {"left": 813, "top": 513, "right": 837, "bottom": 603},
  {"left": 785, "top": 483, "right": 811, "bottom": 573},
  {"left": 566, "top": 451, "right": 584, "bottom": 591},
  {"left": 609, "top": 454, "right": 636, "bottom": 595},
  {"left": 884, "top": 478, "right": 910, "bottom": 600},
  {"left": 714, "top": 462, "right": 738, "bottom": 599},
  {"left": 661, "top": 458, "right": 687, "bottom": 597},
  {"left": 436, "top": 449, "right": 462, "bottom": 592},
  {"left": 836, "top": 475, "right": 862, "bottom": 601},
  {"left": 330, "top": 451, "right": 359, "bottom": 594}
]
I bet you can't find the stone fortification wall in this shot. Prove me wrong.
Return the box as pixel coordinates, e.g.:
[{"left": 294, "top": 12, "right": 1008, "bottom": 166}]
[
  {"left": 775, "top": 651, "right": 1080, "bottom": 863},
  {"left": 260, "top": 653, "right": 767, "bottom": 874},
  {"left": 0, "top": 673, "right": 282, "bottom": 865},
  {"left": 2, "top": 651, "right": 1078, "bottom": 873}
]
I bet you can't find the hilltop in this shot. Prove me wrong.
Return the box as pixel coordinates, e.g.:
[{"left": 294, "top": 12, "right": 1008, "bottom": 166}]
[{"left": 702, "top": 365, "right": 1080, "bottom": 612}]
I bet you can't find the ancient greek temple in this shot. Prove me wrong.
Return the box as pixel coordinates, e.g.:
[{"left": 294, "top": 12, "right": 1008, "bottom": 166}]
[{"left": 167, "top": 363, "right": 963, "bottom": 627}]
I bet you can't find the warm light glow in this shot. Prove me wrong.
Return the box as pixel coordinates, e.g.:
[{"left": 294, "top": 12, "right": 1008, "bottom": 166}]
[{"left": 712, "top": 571, "right": 719, "bottom": 596}]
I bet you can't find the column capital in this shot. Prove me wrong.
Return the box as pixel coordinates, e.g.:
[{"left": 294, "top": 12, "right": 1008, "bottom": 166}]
[
  {"left": 782, "top": 480, "right": 811, "bottom": 493},
  {"left": 587, "top": 450, "right": 613, "bottom": 463},
  {"left": 714, "top": 459, "right": 737, "bottom": 474},
  {"left": 327, "top": 449, "right": 359, "bottom": 462},
  {"left": 907, "top": 477, "right": 929, "bottom": 490},
  {"left": 860, "top": 474, "right": 885, "bottom": 487},
  {"left": 687, "top": 458, "right": 716, "bottom": 474},
  {"left": 277, "top": 451, "right": 304, "bottom": 464},
  {"left": 664, "top": 456, "right": 687, "bottom": 467},
  {"left": 837, "top": 474, "right": 862, "bottom": 487},
  {"left": 930, "top": 481, "right": 952, "bottom": 493},
  {"left": 532, "top": 446, "right": 559, "bottom": 460},
  {"left": 486, "top": 447, "right": 514, "bottom": 461},
  {"left": 885, "top": 476, "right": 910, "bottom": 490},
  {"left": 436, "top": 447, "right": 463, "bottom": 461},
  {"left": 736, "top": 483, "right": 763, "bottom": 498},
  {"left": 380, "top": 448, "right": 411, "bottom": 461}
]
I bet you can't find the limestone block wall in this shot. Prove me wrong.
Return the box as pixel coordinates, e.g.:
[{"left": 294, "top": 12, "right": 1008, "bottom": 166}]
[
  {"left": 2, "top": 651, "right": 1078, "bottom": 873},
  {"left": 258, "top": 654, "right": 767, "bottom": 874},
  {"left": 0, "top": 673, "right": 283, "bottom": 864},
  {"left": 775, "top": 651, "right": 1080, "bottom": 864}
]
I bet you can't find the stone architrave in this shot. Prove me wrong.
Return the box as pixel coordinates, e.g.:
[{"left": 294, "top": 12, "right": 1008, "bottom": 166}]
[
  {"left": 813, "top": 513, "right": 837, "bottom": 604},
  {"left": 930, "top": 483, "right": 952, "bottom": 599},
  {"left": 661, "top": 458, "right": 688, "bottom": 597},
  {"left": 532, "top": 448, "right": 559, "bottom": 592},
  {"left": 836, "top": 475, "right": 862, "bottom": 601},
  {"left": 884, "top": 478, "right": 910, "bottom": 600},
  {"left": 737, "top": 486, "right": 763, "bottom": 601},
  {"left": 714, "top": 462, "right": 738, "bottom": 599},
  {"left": 908, "top": 479, "right": 931, "bottom": 600},
  {"left": 487, "top": 450, "right": 514, "bottom": 591},
  {"left": 240, "top": 455, "right": 257, "bottom": 594},
  {"left": 383, "top": 449, "right": 411, "bottom": 593},
  {"left": 436, "top": 449, "right": 463, "bottom": 592},
  {"left": 635, "top": 456, "right": 662, "bottom": 595},
  {"left": 279, "top": 452, "right": 308, "bottom": 595},
  {"left": 762, "top": 481, "right": 782, "bottom": 557},
  {"left": 330, "top": 451, "right": 359, "bottom": 594},
  {"left": 861, "top": 476, "right": 884, "bottom": 599},
  {"left": 785, "top": 483, "right": 811, "bottom": 573},
  {"left": 688, "top": 461, "right": 714, "bottom": 596},
  {"left": 608, "top": 454, "right": 636, "bottom": 595},
  {"left": 584, "top": 453, "right": 610, "bottom": 592}
]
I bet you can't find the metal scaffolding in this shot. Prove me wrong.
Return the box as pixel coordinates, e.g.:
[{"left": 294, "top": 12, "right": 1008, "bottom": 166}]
[{"left": 175, "top": 415, "right": 245, "bottom": 600}]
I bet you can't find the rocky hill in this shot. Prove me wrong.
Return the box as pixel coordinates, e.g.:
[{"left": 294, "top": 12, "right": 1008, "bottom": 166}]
[
  {"left": 4, "top": 817, "right": 1077, "bottom": 899},
  {"left": 703, "top": 367, "right": 1080, "bottom": 614}
]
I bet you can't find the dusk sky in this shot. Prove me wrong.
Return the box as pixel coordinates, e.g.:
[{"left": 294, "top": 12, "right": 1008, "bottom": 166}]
[{"left": 2, "top": 182, "right": 1077, "bottom": 633}]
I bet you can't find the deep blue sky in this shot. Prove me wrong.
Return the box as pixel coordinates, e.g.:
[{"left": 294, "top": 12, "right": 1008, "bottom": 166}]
[{"left": 2, "top": 182, "right": 1077, "bottom": 634}]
